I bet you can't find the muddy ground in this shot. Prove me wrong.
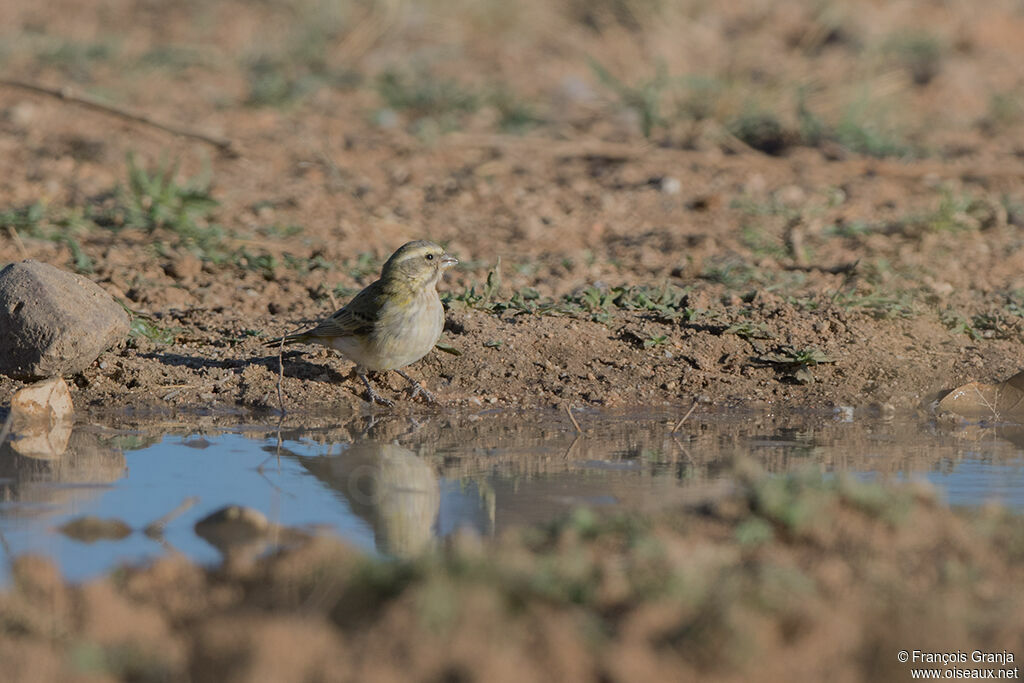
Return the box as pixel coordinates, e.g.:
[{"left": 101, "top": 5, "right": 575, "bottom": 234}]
[{"left": 2, "top": 0, "right": 1024, "bottom": 415}]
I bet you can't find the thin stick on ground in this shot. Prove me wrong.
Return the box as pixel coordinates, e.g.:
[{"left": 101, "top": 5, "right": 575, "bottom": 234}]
[
  {"left": 276, "top": 334, "right": 287, "bottom": 416},
  {"left": 0, "top": 78, "right": 239, "bottom": 157},
  {"left": 565, "top": 404, "right": 583, "bottom": 434},
  {"left": 672, "top": 401, "right": 698, "bottom": 433}
]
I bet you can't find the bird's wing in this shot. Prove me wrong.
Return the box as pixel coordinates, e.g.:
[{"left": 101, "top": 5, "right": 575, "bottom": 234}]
[{"left": 305, "top": 281, "right": 381, "bottom": 339}]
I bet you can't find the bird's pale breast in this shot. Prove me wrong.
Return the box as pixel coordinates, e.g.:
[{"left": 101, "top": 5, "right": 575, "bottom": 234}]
[{"left": 330, "top": 288, "right": 443, "bottom": 371}]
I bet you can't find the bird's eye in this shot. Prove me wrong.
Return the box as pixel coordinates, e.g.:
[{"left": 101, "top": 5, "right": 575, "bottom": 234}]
[{"left": 425, "top": 254, "right": 434, "bottom": 260}]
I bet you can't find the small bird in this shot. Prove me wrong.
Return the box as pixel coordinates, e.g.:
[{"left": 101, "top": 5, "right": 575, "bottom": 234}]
[{"left": 265, "top": 240, "right": 457, "bottom": 406}]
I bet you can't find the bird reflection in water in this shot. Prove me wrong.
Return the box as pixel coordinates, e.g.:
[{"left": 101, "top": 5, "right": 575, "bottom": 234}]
[{"left": 276, "top": 419, "right": 442, "bottom": 557}]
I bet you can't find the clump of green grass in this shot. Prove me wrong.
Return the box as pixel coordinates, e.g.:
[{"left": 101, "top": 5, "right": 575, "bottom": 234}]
[
  {"left": 832, "top": 289, "right": 918, "bottom": 319},
  {"left": 35, "top": 38, "right": 119, "bottom": 80},
  {"left": 699, "top": 260, "right": 762, "bottom": 287},
  {"left": 0, "top": 202, "right": 95, "bottom": 273},
  {"left": 740, "top": 224, "right": 788, "bottom": 259},
  {"left": 967, "top": 311, "right": 1020, "bottom": 340},
  {"left": 724, "top": 321, "right": 773, "bottom": 340},
  {"left": 444, "top": 267, "right": 689, "bottom": 326},
  {"left": 448, "top": 262, "right": 503, "bottom": 311},
  {"left": 980, "top": 92, "right": 1023, "bottom": 132},
  {"left": 795, "top": 89, "right": 916, "bottom": 158},
  {"left": 675, "top": 75, "right": 725, "bottom": 121},
  {"left": 341, "top": 251, "right": 380, "bottom": 283},
  {"left": 757, "top": 345, "right": 834, "bottom": 384},
  {"left": 589, "top": 59, "right": 670, "bottom": 138},
  {"left": 926, "top": 191, "right": 997, "bottom": 232},
  {"left": 610, "top": 284, "right": 691, "bottom": 323},
  {"left": 244, "top": 55, "right": 326, "bottom": 107},
  {"left": 95, "top": 154, "right": 317, "bottom": 274},
  {"left": 127, "top": 313, "right": 181, "bottom": 345},
  {"left": 833, "top": 97, "right": 915, "bottom": 158},
  {"left": 884, "top": 31, "right": 945, "bottom": 86},
  {"left": 890, "top": 190, "right": 998, "bottom": 235},
  {"left": 376, "top": 70, "right": 480, "bottom": 133},
  {"left": 488, "top": 87, "right": 544, "bottom": 133},
  {"left": 758, "top": 345, "right": 833, "bottom": 368},
  {"left": 119, "top": 153, "right": 218, "bottom": 234},
  {"left": 3, "top": 154, "right": 321, "bottom": 278},
  {"left": 940, "top": 310, "right": 981, "bottom": 341},
  {"left": 822, "top": 220, "right": 878, "bottom": 239},
  {"left": 643, "top": 335, "right": 668, "bottom": 349},
  {"left": 136, "top": 45, "right": 207, "bottom": 71},
  {"left": 241, "top": 1, "right": 361, "bottom": 107}
]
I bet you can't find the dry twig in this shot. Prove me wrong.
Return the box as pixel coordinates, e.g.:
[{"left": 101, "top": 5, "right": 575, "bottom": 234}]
[
  {"left": 672, "top": 401, "right": 698, "bottom": 432},
  {"left": 276, "top": 334, "right": 287, "bottom": 415},
  {"left": 0, "top": 78, "right": 239, "bottom": 157},
  {"left": 565, "top": 404, "right": 583, "bottom": 433}
]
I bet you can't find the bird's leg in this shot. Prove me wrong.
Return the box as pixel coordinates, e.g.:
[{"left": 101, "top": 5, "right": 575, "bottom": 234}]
[
  {"left": 395, "top": 369, "right": 436, "bottom": 403},
  {"left": 358, "top": 368, "right": 394, "bottom": 407}
]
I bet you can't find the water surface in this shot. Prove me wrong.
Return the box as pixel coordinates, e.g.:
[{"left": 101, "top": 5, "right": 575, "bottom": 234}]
[{"left": 1, "top": 410, "right": 1022, "bottom": 583}]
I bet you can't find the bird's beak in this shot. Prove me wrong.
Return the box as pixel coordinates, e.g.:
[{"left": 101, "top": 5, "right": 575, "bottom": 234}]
[{"left": 441, "top": 254, "right": 458, "bottom": 268}]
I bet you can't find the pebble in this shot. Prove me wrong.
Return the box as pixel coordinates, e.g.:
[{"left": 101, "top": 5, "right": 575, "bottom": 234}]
[
  {"left": 660, "top": 176, "right": 682, "bottom": 195},
  {"left": 7, "top": 377, "right": 74, "bottom": 458}
]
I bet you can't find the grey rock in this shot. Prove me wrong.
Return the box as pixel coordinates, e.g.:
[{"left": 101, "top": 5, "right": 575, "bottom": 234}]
[{"left": 0, "top": 260, "right": 130, "bottom": 380}]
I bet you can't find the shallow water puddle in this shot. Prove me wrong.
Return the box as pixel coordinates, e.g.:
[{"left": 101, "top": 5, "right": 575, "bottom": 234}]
[{"left": 1, "top": 410, "right": 1023, "bottom": 583}]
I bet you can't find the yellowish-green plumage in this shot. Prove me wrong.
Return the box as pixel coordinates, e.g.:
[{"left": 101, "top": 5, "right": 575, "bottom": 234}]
[{"left": 265, "top": 240, "right": 457, "bottom": 405}]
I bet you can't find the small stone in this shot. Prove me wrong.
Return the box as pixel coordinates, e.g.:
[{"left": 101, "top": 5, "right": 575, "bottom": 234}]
[
  {"left": 0, "top": 260, "right": 130, "bottom": 380},
  {"left": 10, "top": 377, "right": 74, "bottom": 424},
  {"left": 8, "top": 377, "right": 74, "bottom": 458},
  {"left": 660, "top": 176, "right": 682, "bottom": 195},
  {"left": 195, "top": 505, "right": 270, "bottom": 547}
]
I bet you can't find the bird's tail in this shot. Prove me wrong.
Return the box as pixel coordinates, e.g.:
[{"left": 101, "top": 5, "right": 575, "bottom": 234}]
[{"left": 263, "top": 331, "right": 311, "bottom": 348}]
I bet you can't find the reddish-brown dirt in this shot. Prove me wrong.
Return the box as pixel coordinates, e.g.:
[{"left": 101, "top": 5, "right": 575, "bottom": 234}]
[{"left": 3, "top": 0, "right": 1024, "bottom": 415}]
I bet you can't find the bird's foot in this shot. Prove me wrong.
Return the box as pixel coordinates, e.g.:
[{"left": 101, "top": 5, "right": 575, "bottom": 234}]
[
  {"left": 366, "top": 386, "right": 395, "bottom": 407},
  {"left": 409, "top": 383, "right": 436, "bottom": 403},
  {"left": 396, "top": 369, "right": 436, "bottom": 404},
  {"left": 359, "top": 372, "right": 394, "bottom": 407}
]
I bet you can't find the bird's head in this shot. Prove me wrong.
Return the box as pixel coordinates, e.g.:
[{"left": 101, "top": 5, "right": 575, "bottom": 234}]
[{"left": 379, "top": 240, "right": 457, "bottom": 290}]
